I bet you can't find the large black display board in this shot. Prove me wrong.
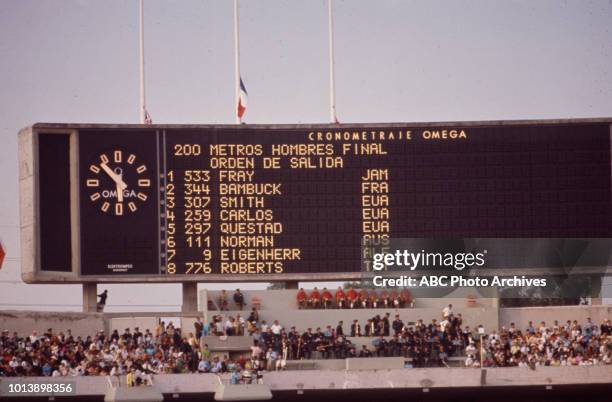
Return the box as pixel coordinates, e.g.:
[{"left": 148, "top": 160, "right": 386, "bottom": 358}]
[{"left": 77, "top": 123, "right": 612, "bottom": 277}]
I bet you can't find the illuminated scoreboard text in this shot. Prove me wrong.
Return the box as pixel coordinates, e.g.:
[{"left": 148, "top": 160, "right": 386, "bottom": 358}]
[{"left": 74, "top": 124, "right": 612, "bottom": 279}]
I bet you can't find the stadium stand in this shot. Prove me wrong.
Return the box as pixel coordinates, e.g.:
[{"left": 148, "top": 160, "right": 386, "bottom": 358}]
[{"left": 2, "top": 309, "right": 610, "bottom": 378}]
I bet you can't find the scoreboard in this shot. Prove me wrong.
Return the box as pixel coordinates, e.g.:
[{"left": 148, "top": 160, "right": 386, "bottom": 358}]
[{"left": 18, "top": 120, "right": 612, "bottom": 283}]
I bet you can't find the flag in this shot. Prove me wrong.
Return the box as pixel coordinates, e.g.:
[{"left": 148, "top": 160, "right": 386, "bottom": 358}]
[
  {"left": 0, "top": 239, "right": 5, "bottom": 271},
  {"left": 237, "top": 77, "right": 248, "bottom": 119},
  {"left": 144, "top": 108, "right": 152, "bottom": 124}
]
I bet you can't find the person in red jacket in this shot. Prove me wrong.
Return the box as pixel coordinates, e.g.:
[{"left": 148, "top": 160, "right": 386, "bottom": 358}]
[
  {"left": 296, "top": 288, "right": 307, "bottom": 309},
  {"left": 335, "top": 287, "right": 346, "bottom": 309},
  {"left": 321, "top": 288, "right": 333, "bottom": 309},
  {"left": 309, "top": 287, "right": 321, "bottom": 309},
  {"left": 359, "top": 289, "right": 369, "bottom": 308},
  {"left": 379, "top": 289, "right": 389, "bottom": 308},
  {"left": 346, "top": 288, "right": 358, "bottom": 309},
  {"left": 389, "top": 289, "right": 400, "bottom": 308},
  {"left": 400, "top": 288, "right": 415, "bottom": 308},
  {"left": 368, "top": 290, "right": 379, "bottom": 308}
]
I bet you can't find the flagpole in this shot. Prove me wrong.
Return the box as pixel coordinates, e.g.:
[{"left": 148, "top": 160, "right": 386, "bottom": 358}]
[
  {"left": 139, "top": 0, "right": 146, "bottom": 124},
  {"left": 234, "top": 0, "right": 241, "bottom": 124},
  {"left": 328, "top": 0, "right": 338, "bottom": 123}
]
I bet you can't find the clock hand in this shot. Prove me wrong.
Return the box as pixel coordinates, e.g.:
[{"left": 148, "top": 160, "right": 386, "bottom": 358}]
[
  {"left": 100, "top": 163, "right": 128, "bottom": 189},
  {"left": 100, "top": 163, "right": 120, "bottom": 182},
  {"left": 117, "top": 174, "right": 128, "bottom": 191},
  {"left": 116, "top": 182, "right": 124, "bottom": 202}
]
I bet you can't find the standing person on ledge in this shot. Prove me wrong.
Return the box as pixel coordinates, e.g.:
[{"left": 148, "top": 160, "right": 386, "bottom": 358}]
[
  {"left": 350, "top": 319, "right": 361, "bottom": 337},
  {"left": 194, "top": 317, "right": 204, "bottom": 342},
  {"left": 97, "top": 289, "right": 108, "bottom": 312},
  {"left": 233, "top": 289, "right": 245, "bottom": 310},
  {"left": 442, "top": 303, "right": 453, "bottom": 320},
  {"left": 336, "top": 321, "right": 344, "bottom": 337}
]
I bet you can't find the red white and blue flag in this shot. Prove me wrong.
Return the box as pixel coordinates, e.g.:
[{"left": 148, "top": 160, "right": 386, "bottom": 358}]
[{"left": 237, "top": 77, "right": 248, "bottom": 119}]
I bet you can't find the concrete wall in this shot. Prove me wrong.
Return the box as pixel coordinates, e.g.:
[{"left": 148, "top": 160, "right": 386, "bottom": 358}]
[
  {"left": 0, "top": 311, "right": 203, "bottom": 338},
  {"left": 0, "top": 310, "right": 106, "bottom": 337},
  {"left": 2, "top": 366, "right": 611, "bottom": 398},
  {"left": 346, "top": 357, "right": 404, "bottom": 370},
  {"left": 500, "top": 305, "right": 612, "bottom": 329}
]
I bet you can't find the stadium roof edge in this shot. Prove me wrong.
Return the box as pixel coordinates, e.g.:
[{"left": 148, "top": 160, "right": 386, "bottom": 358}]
[{"left": 22, "top": 117, "right": 612, "bottom": 132}]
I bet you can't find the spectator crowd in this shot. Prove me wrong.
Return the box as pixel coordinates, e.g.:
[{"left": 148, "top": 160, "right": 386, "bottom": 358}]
[
  {"left": 2, "top": 305, "right": 611, "bottom": 379},
  {"left": 468, "top": 317, "right": 612, "bottom": 368}
]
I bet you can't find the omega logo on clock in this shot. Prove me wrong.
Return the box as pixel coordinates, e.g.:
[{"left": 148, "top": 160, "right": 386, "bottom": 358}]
[{"left": 85, "top": 150, "right": 151, "bottom": 216}]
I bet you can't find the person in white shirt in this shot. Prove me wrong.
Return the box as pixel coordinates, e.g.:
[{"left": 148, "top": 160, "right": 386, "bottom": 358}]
[
  {"left": 442, "top": 304, "right": 453, "bottom": 319},
  {"left": 270, "top": 320, "right": 283, "bottom": 336},
  {"left": 251, "top": 341, "right": 263, "bottom": 360},
  {"left": 538, "top": 321, "right": 547, "bottom": 335},
  {"left": 439, "top": 319, "right": 449, "bottom": 332}
]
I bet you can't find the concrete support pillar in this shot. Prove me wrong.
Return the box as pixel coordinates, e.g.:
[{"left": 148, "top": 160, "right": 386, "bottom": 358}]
[
  {"left": 182, "top": 282, "right": 198, "bottom": 313},
  {"left": 590, "top": 276, "right": 602, "bottom": 305},
  {"left": 82, "top": 283, "right": 98, "bottom": 313}
]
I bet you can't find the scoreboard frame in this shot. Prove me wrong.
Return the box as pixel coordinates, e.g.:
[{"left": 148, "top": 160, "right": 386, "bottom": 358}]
[{"left": 18, "top": 119, "right": 612, "bottom": 284}]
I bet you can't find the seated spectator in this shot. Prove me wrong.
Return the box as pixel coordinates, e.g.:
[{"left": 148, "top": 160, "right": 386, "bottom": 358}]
[
  {"left": 335, "top": 287, "right": 346, "bottom": 308},
  {"left": 601, "top": 319, "right": 612, "bottom": 336},
  {"left": 389, "top": 290, "right": 400, "bottom": 308},
  {"left": 379, "top": 289, "right": 390, "bottom": 308},
  {"left": 359, "top": 345, "right": 372, "bottom": 357},
  {"left": 230, "top": 367, "right": 242, "bottom": 384},
  {"left": 346, "top": 288, "right": 358, "bottom": 309},
  {"left": 321, "top": 287, "right": 333, "bottom": 309},
  {"left": 400, "top": 288, "right": 414, "bottom": 308},
  {"left": 198, "top": 359, "right": 211, "bottom": 373},
  {"left": 296, "top": 288, "right": 307, "bottom": 309},
  {"left": 358, "top": 289, "right": 368, "bottom": 308},
  {"left": 309, "top": 287, "right": 321, "bottom": 309},
  {"left": 373, "top": 335, "right": 387, "bottom": 357},
  {"left": 368, "top": 290, "right": 379, "bottom": 308},
  {"left": 248, "top": 307, "right": 259, "bottom": 325}
]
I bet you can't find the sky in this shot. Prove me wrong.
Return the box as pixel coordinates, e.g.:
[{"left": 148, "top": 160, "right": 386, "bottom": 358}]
[{"left": 0, "top": 0, "right": 611, "bottom": 311}]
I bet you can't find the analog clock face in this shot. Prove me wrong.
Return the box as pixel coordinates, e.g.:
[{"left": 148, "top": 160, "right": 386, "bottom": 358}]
[{"left": 85, "top": 150, "right": 151, "bottom": 216}]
